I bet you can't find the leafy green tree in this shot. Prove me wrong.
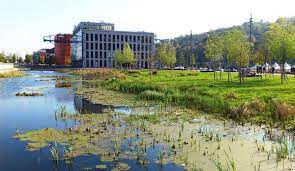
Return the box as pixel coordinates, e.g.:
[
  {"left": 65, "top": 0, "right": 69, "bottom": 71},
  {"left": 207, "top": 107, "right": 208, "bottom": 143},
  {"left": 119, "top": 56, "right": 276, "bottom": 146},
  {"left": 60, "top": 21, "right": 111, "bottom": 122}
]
[
  {"left": 177, "top": 50, "right": 185, "bottom": 66},
  {"left": 18, "top": 57, "right": 24, "bottom": 63},
  {"left": 157, "top": 42, "right": 176, "bottom": 68},
  {"left": 11, "top": 54, "right": 18, "bottom": 63},
  {"left": 114, "top": 50, "right": 124, "bottom": 68},
  {"left": 0, "top": 51, "right": 7, "bottom": 63},
  {"left": 225, "top": 29, "right": 250, "bottom": 84},
  {"left": 205, "top": 32, "right": 225, "bottom": 79},
  {"left": 114, "top": 42, "right": 135, "bottom": 69},
  {"left": 265, "top": 17, "right": 295, "bottom": 83},
  {"left": 189, "top": 51, "right": 196, "bottom": 68}
]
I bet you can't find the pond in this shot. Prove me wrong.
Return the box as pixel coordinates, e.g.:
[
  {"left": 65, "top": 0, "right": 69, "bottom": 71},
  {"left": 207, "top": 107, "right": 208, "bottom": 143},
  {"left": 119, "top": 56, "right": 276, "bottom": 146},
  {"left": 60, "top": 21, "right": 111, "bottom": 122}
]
[
  {"left": 0, "top": 71, "right": 182, "bottom": 171},
  {"left": 1, "top": 71, "right": 295, "bottom": 171}
]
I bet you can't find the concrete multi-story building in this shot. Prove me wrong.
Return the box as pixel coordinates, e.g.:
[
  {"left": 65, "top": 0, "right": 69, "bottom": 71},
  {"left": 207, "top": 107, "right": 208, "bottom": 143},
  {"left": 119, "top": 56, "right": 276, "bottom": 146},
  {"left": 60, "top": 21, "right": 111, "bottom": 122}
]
[{"left": 71, "top": 22, "right": 155, "bottom": 68}]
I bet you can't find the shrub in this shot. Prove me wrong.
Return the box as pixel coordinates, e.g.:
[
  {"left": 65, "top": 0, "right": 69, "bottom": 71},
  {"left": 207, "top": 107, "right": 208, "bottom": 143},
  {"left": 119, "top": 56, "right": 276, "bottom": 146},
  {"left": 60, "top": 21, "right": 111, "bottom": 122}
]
[{"left": 270, "top": 99, "right": 295, "bottom": 121}]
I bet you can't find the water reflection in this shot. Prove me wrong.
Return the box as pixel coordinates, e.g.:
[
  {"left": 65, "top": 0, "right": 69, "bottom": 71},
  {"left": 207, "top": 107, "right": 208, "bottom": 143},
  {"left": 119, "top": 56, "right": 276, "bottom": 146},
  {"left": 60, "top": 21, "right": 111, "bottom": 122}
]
[{"left": 74, "top": 95, "right": 112, "bottom": 114}]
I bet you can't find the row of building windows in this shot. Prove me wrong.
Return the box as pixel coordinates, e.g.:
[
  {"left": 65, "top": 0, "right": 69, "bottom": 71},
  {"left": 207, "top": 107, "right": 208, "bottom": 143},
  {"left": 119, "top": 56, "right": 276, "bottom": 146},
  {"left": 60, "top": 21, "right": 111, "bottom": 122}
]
[
  {"left": 85, "top": 33, "right": 153, "bottom": 44},
  {"left": 85, "top": 60, "right": 148, "bottom": 68},
  {"left": 85, "top": 42, "right": 152, "bottom": 51},
  {"left": 85, "top": 51, "right": 151, "bottom": 60}
]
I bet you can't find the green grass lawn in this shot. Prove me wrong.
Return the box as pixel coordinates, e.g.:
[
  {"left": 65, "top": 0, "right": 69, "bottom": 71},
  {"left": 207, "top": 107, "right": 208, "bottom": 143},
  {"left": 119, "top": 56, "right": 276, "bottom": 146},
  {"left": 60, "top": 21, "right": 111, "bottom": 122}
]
[{"left": 122, "top": 70, "right": 295, "bottom": 106}]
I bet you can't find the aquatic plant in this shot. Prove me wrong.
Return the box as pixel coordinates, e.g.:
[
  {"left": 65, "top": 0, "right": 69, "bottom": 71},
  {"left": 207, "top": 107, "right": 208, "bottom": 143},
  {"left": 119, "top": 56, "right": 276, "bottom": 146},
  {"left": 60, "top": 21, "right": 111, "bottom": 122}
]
[
  {"left": 55, "top": 105, "right": 68, "bottom": 118},
  {"left": 15, "top": 92, "right": 44, "bottom": 96},
  {"left": 55, "top": 82, "right": 72, "bottom": 88},
  {"left": 49, "top": 142, "right": 59, "bottom": 162},
  {"left": 0, "top": 70, "right": 24, "bottom": 78},
  {"left": 157, "top": 151, "right": 165, "bottom": 165}
]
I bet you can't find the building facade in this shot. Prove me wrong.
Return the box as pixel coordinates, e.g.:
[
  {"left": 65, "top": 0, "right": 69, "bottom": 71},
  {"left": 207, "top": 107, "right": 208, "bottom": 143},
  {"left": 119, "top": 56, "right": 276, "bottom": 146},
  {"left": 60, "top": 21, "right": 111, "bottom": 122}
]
[
  {"left": 71, "top": 22, "right": 155, "bottom": 68},
  {"left": 54, "top": 34, "right": 72, "bottom": 66}
]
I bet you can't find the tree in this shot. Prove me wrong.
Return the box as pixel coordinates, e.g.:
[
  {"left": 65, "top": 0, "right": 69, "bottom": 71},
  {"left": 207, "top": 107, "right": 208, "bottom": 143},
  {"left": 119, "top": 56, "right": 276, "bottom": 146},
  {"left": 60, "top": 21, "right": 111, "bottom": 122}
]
[
  {"left": 18, "top": 57, "right": 24, "bottom": 63},
  {"left": 205, "top": 32, "right": 225, "bottom": 79},
  {"left": 265, "top": 17, "right": 295, "bottom": 84},
  {"left": 114, "top": 50, "right": 125, "bottom": 68},
  {"left": 189, "top": 51, "right": 196, "bottom": 68},
  {"left": 156, "top": 42, "right": 176, "bottom": 68},
  {"left": 225, "top": 29, "right": 250, "bottom": 84},
  {"left": 11, "top": 54, "right": 18, "bottom": 63},
  {"left": 0, "top": 51, "right": 6, "bottom": 63},
  {"left": 176, "top": 49, "right": 185, "bottom": 66},
  {"left": 114, "top": 42, "right": 135, "bottom": 69}
]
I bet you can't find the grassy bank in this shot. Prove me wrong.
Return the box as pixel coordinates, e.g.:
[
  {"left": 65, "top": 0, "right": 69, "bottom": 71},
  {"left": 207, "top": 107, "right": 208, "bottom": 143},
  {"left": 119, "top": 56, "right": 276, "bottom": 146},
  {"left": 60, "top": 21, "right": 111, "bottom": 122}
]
[
  {"left": 0, "top": 70, "right": 25, "bottom": 78},
  {"left": 63, "top": 69, "right": 295, "bottom": 129}
]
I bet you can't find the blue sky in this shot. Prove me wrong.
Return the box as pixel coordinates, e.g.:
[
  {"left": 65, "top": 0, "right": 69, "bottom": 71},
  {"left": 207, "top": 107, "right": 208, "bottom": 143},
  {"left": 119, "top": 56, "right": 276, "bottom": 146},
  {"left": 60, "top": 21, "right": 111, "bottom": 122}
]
[{"left": 0, "top": 0, "right": 295, "bottom": 57}]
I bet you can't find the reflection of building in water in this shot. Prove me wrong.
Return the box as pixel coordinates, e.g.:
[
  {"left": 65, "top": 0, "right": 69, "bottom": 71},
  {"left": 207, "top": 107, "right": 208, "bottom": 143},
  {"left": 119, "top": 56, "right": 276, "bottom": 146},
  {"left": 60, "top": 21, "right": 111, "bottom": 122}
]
[
  {"left": 74, "top": 95, "right": 112, "bottom": 114},
  {"left": 54, "top": 89, "right": 75, "bottom": 104}
]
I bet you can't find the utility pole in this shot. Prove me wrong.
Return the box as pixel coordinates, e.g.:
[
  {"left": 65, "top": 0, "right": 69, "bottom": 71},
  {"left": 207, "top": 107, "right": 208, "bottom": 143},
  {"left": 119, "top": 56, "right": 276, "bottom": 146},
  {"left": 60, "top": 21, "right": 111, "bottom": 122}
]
[{"left": 249, "top": 14, "right": 253, "bottom": 66}]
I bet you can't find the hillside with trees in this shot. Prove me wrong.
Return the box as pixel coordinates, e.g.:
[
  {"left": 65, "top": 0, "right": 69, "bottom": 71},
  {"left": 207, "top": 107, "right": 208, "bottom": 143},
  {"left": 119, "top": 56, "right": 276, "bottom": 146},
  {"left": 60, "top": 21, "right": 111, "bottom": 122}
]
[{"left": 172, "top": 17, "right": 295, "bottom": 67}]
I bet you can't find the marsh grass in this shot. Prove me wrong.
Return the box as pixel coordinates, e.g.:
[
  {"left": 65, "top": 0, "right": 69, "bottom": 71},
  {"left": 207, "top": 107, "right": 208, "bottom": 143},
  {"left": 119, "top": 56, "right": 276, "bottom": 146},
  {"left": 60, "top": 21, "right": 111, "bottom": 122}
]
[
  {"left": 0, "top": 70, "right": 24, "bottom": 78},
  {"left": 95, "top": 69, "right": 295, "bottom": 130},
  {"left": 49, "top": 142, "right": 59, "bottom": 162}
]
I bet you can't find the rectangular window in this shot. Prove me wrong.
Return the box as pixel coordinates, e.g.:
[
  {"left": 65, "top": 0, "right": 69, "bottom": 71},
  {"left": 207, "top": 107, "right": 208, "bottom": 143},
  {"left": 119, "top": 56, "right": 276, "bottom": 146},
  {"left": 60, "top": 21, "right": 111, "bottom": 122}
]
[
  {"left": 108, "top": 35, "right": 111, "bottom": 42},
  {"left": 125, "top": 35, "right": 128, "bottom": 42},
  {"left": 117, "top": 43, "right": 120, "bottom": 49},
  {"left": 91, "top": 60, "right": 93, "bottom": 67},
  {"left": 104, "top": 60, "right": 107, "bottom": 67},
  {"left": 133, "top": 36, "right": 136, "bottom": 42},
  {"left": 121, "top": 35, "right": 124, "bottom": 42},
  {"left": 100, "top": 43, "right": 103, "bottom": 50},
  {"left": 95, "top": 43, "right": 98, "bottom": 50},
  {"left": 91, "top": 34, "right": 93, "bottom": 41},
  {"left": 86, "top": 43, "right": 89, "bottom": 50},
  {"left": 86, "top": 51, "right": 89, "bottom": 58},
  {"left": 91, "top": 43, "right": 93, "bottom": 50},
  {"left": 95, "top": 34, "right": 98, "bottom": 41},
  {"left": 113, "top": 44, "right": 115, "bottom": 50},
  {"left": 108, "top": 43, "right": 111, "bottom": 50},
  {"left": 99, "top": 34, "right": 102, "bottom": 41},
  {"left": 104, "top": 43, "right": 106, "bottom": 50},
  {"left": 86, "top": 33, "right": 89, "bottom": 41},
  {"left": 91, "top": 51, "right": 93, "bottom": 58},
  {"left": 117, "top": 35, "right": 119, "bottom": 41},
  {"left": 104, "top": 34, "right": 106, "bottom": 41},
  {"left": 86, "top": 60, "right": 89, "bottom": 67},
  {"left": 104, "top": 52, "right": 107, "bottom": 59},
  {"left": 129, "top": 36, "right": 132, "bottom": 42},
  {"left": 95, "top": 51, "right": 98, "bottom": 58},
  {"left": 113, "top": 35, "right": 116, "bottom": 42}
]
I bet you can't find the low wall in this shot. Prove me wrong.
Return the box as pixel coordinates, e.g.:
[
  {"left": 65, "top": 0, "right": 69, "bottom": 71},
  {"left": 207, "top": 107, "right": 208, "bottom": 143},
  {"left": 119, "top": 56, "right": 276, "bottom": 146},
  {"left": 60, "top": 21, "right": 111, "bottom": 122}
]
[{"left": 0, "top": 63, "right": 17, "bottom": 73}]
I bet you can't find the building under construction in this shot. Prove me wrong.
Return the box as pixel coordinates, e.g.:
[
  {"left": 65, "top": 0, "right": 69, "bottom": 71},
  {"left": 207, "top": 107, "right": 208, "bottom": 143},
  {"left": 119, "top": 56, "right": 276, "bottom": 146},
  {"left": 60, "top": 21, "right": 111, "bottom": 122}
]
[{"left": 54, "top": 34, "right": 72, "bottom": 66}]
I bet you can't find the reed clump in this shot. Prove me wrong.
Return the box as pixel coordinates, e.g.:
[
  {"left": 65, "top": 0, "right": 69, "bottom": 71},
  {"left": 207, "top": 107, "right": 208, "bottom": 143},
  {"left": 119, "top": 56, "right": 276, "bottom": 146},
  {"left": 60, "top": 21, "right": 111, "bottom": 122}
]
[{"left": 0, "top": 70, "right": 24, "bottom": 78}]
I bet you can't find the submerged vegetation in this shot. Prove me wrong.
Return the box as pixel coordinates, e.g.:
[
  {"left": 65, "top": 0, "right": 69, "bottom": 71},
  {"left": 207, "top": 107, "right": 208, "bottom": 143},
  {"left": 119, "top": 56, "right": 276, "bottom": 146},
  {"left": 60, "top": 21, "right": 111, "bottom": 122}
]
[{"left": 14, "top": 104, "right": 295, "bottom": 170}]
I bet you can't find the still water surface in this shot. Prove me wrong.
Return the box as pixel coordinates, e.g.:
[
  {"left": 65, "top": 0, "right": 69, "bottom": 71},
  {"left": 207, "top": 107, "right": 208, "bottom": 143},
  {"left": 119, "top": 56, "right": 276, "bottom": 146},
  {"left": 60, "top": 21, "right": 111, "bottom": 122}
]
[{"left": 0, "top": 71, "right": 182, "bottom": 171}]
